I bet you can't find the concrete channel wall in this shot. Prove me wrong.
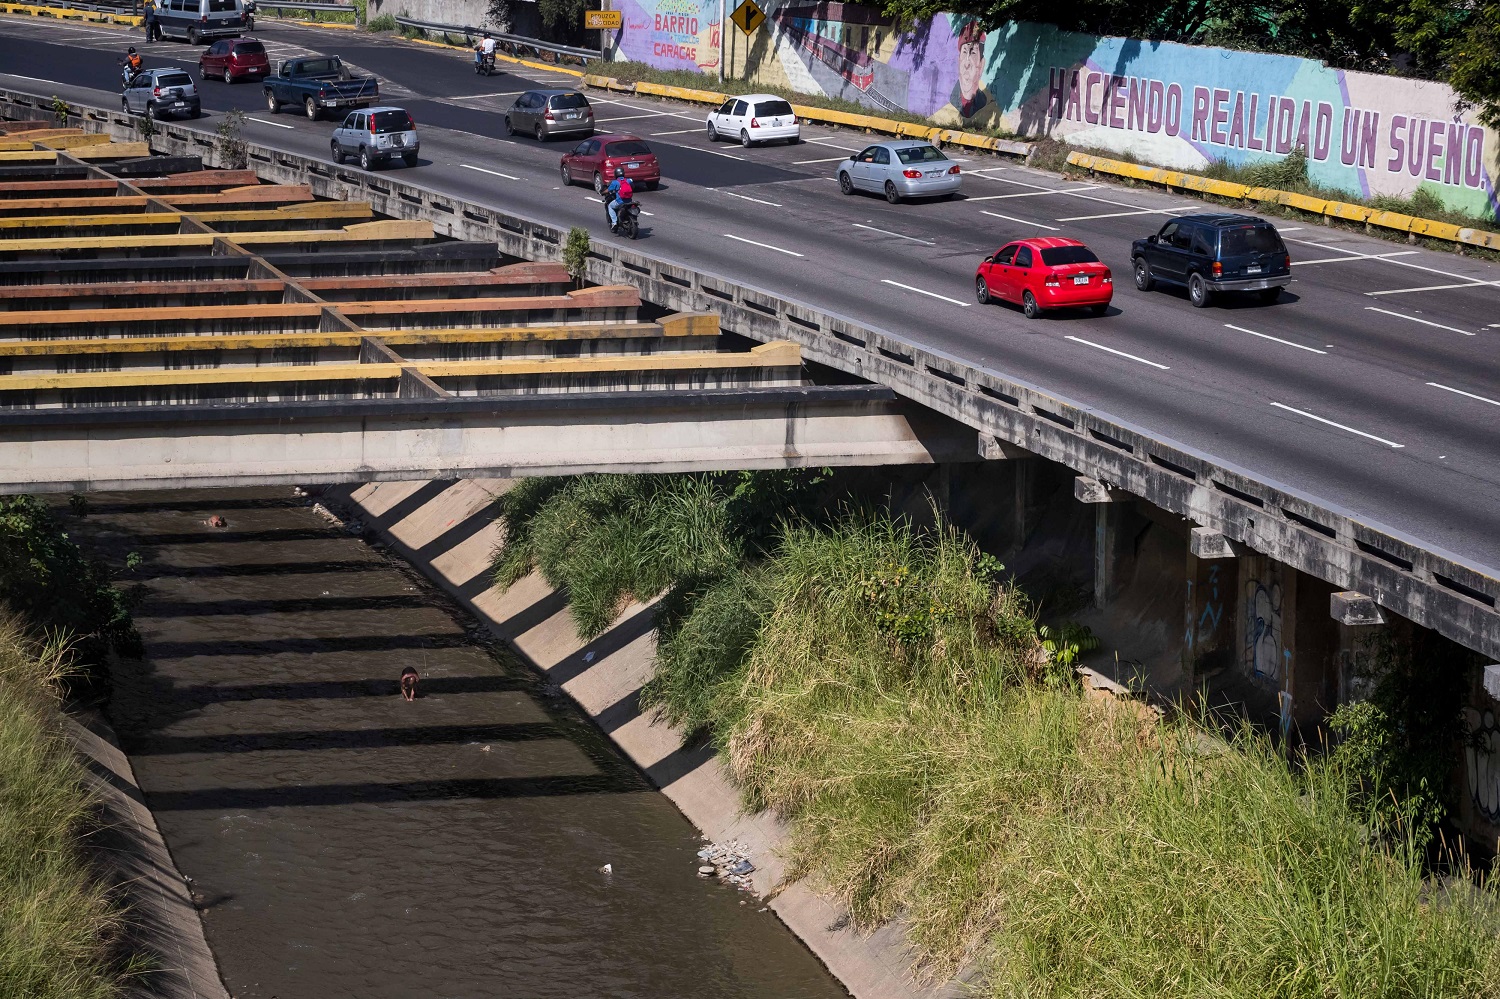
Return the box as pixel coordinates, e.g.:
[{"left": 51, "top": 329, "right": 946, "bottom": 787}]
[
  {"left": 324, "top": 477, "right": 963, "bottom": 999},
  {"left": 3, "top": 92, "right": 1496, "bottom": 659}
]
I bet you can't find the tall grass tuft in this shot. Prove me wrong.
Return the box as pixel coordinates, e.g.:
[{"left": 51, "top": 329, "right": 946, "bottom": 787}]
[{"left": 0, "top": 615, "right": 121, "bottom": 999}]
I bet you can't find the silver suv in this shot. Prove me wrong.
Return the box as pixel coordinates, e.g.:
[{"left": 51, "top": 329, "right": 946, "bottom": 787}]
[
  {"left": 331, "top": 106, "right": 419, "bottom": 170},
  {"left": 122, "top": 68, "right": 201, "bottom": 121}
]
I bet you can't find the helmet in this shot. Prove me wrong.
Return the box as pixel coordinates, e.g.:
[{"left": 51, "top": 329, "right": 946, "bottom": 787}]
[
  {"left": 128, "top": 46, "right": 137, "bottom": 53},
  {"left": 614, "top": 167, "right": 624, "bottom": 178},
  {"left": 482, "top": 30, "right": 490, "bottom": 37}
]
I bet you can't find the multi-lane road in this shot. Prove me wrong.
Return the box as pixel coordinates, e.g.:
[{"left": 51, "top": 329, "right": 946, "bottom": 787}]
[{"left": 3, "top": 15, "right": 1499, "bottom": 574}]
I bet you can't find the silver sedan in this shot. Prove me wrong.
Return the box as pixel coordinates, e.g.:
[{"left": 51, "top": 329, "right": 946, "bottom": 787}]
[{"left": 835, "top": 141, "right": 962, "bottom": 203}]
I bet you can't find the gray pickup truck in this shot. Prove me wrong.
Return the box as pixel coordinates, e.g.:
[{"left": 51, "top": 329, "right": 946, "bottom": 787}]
[{"left": 262, "top": 56, "right": 379, "bottom": 121}]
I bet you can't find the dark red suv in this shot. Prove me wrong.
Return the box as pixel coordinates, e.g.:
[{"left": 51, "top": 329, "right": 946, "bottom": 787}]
[
  {"left": 198, "top": 39, "right": 270, "bottom": 84},
  {"left": 559, "top": 134, "right": 661, "bottom": 195}
]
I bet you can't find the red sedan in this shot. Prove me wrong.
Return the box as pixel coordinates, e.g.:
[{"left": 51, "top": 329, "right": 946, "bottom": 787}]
[
  {"left": 560, "top": 134, "right": 661, "bottom": 196},
  {"left": 975, "top": 237, "right": 1113, "bottom": 318},
  {"left": 198, "top": 39, "right": 270, "bottom": 83}
]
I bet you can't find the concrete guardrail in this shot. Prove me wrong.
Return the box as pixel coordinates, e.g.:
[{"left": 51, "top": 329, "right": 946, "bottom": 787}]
[
  {"left": 1067, "top": 151, "right": 1500, "bottom": 253},
  {"left": 3, "top": 85, "right": 1497, "bottom": 663}
]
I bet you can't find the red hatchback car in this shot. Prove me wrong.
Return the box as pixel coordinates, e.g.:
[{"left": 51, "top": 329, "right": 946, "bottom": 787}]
[
  {"left": 560, "top": 133, "right": 661, "bottom": 195},
  {"left": 975, "top": 237, "right": 1113, "bottom": 318},
  {"left": 198, "top": 38, "right": 270, "bottom": 83}
]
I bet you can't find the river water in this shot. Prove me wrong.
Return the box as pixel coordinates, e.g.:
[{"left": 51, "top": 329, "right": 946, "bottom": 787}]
[{"left": 77, "top": 488, "right": 846, "bottom": 999}]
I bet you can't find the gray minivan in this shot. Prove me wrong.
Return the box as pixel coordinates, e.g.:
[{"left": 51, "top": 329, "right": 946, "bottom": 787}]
[
  {"left": 156, "top": 0, "right": 246, "bottom": 45},
  {"left": 504, "top": 90, "right": 594, "bottom": 141}
]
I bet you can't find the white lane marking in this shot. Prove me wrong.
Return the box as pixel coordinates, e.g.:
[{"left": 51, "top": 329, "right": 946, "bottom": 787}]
[
  {"left": 1278, "top": 227, "right": 1304, "bottom": 232},
  {"left": 964, "top": 186, "right": 1100, "bottom": 201},
  {"left": 1364, "top": 306, "right": 1475, "bottom": 336},
  {"left": 881, "top": 279, "right": 970, "bottom": 307},
  {"left": 668, "top": 144, "right": 745, "bottom": 161},
  {"left": 462, "top": 163, "right": 520, "bottom": 181},
  {"left": 794, "top": 155, "right": 851, "bottom": 164},
  {"left": 805, "top": 136, "right": 866, "bottom": 151},
  {"left": 1055, "top": 204, "right": 1196, "bottom": 221},
  {"left": 445, "top": 91, "right": 524, "bottom": 100},
  {"left": 1283, "top": 235, "right": 1483, "bottom": 283},
  {"left": 1063, "top": 336, "right": 1169, "bottom": 370},
  {"left": 593, "top": 111, "right": 673, "bottom": 123},
  {"left": 1270, "top": 402, "right": 1404, "bottom": 447},
  {"left": 1293, "top": 250, "right": 1418, "bottom": 265},
  {"left": 651, "top": 128, "right": 703, "bottom": 136},
  {"left": 588, "top": 97, "right": 701, "bottom": 121},
  {"left": 719, "top": 190, "right": 782, "bottom": 207},
  {"left": 968, "top": 173, "right": 1193, "bottom": 214},
  {"left": 1428, "top": 382, "right": 1500, "bottom": 408},
  {"left": 724, "top": 233, "right": 802, "bottom": 256},
  {"left": 854, "top": 223, "right": 934, "bottom": 245},
  {"left": 980, "top": 209, "right": 1059, "bottom": 231},
  {"left": 584, "top": 195, "right": 653, "bottom": 216},
  {"left": 248, "top": 116, "right": 296, "bottom": 130},
  {"left": 1366, "top": 279, "right": 1500, "bottom": 296},
  {"left": 1223, "top": 323, "right": 1327, "bottom": 354}
]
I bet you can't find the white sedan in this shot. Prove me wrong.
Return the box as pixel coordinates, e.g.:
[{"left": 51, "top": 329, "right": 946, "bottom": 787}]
[{"left": 706, "top": 93, "right": 800, "bottom": 147}]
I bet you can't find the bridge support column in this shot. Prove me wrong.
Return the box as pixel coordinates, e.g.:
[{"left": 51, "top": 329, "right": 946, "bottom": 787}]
[
  {"left": 1183, "top": 530, "right": 1236, "bottom": 695},
  {"left": 1075, "top": 477, "right": 1129, "bottom": 610}
]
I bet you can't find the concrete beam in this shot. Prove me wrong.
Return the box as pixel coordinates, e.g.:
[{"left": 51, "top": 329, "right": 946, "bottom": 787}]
[
  {"left": 1189, "top": 526, "right": 1237, "bottom": 559},
  {"left": 1330, "top": 590, "right": 1386, "bottom": 626},
  {"left": 0, "top": 387, "right": 979, "bottom": 492},
  {"left": 977, "top": 434, "right": 1031, "bottom": 461},
  {"left": 1074, "top": 475, "right": 1125, "bottom": 504},
  {"left": 1484, "top": 665, "right": 1500, "bottom": 702}
]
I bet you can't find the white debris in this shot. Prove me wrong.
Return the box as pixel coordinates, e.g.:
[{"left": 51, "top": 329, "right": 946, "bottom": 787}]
[
  {"left": 694, "top": 840, "right": 758, "bottom": 891},
  {"left": 598, "top": 863, "right": 612, "bottom": 875}
]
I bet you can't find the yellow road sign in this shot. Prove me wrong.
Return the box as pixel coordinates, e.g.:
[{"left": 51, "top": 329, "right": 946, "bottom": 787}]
[
  {"left": 584, "top": 9, "right": 621, "bottom": 29},
  {"left": 729, "top": 0, "right": 764, "bottom": 36}
]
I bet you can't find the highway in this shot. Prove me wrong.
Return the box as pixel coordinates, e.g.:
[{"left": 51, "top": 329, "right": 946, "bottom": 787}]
[{"left": 3, "top": 15, "right": 1499, "bottom": 574}]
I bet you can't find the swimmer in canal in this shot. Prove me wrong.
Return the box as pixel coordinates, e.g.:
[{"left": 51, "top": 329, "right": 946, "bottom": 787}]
[{"left": 400, "top": 666, "right": 419, "bottom": 702}]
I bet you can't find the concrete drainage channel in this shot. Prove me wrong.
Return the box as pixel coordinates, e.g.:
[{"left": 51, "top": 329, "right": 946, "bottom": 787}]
[{"left": 2, "top": 86, "right": 1494, "bottom": 662}]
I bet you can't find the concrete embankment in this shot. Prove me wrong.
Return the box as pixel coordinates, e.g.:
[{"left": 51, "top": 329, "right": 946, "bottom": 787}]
[
  {"left": 67, "top": 709, "right": 229, "bottom": 999},
  {"left": 325, "top": 478, "right": 965, "bottom": 999}
]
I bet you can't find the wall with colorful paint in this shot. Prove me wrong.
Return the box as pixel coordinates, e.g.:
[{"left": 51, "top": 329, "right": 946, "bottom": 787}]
[{"left": 609, "top": 4, "right": 1499, "bottom": 219}]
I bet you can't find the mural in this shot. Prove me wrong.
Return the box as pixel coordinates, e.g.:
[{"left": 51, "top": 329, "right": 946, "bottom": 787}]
[
  {"left": 612, "top": 5, "right": 1499, "bottom": 218},
  {"left": 1465, "top": 708, "right": 1500, "bottom": 824},
  {"left": 1244, "top": 574, "right": 1284, "bottom": 684}
]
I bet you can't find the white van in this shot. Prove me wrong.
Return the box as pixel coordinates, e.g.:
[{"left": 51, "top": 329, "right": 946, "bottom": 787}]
[{"left": 156, "top": 0, "right": 247, "bottom": 45}]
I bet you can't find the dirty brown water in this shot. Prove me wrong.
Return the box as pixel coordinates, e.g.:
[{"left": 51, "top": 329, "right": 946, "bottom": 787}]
[{"left": 76, "top": 488, "right": 847, "bottom": 999}]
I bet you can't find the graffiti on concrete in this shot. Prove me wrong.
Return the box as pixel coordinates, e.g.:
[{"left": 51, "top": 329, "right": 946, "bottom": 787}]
[
  {"left": 1245, "top": 577, "right": 1284, "bottom": 683},
  {"left": 1185, "top": 562, "right": 1225, "bottom": 652},
  {"left": 1466, "top": 708, "right": 1500, "bottom": 823}
]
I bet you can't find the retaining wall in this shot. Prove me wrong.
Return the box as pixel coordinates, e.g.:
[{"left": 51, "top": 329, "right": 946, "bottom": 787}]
[
  {"left": 612, "top": 6, "right": 1499, "bottom": 219},
  {"left": 326, "top": 477, "right": 963, "bottom": 999}
]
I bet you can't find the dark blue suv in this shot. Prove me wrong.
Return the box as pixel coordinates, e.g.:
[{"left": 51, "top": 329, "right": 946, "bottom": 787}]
[{"left": 1131, "top": 214, "right": 1291, "bottom": 307}]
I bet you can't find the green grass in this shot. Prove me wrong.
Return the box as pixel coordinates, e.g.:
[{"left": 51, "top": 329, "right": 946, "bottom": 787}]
[
  {"left": 600, "top": 60, "right": 1018, "bottom": 140},
  {"left": 0, "top": 618, "right": 122, "bottom": 999},
  {"left": 490, "top": 472, "right": 1500, "bottom": 997}
]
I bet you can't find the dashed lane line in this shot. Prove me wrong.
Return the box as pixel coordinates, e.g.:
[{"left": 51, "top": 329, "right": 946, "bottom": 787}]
[
  {"left": 794, "top": 155, "right": 851, "bottom": 165},
  {"left": 719, "top": 190, "right": 782, "bottom": 207},
  {"left": 1293, "top": 250, "right": 1419, "bottom": 266},
  {"left": 1056, "top": 204, "right": 1197, "bottom": 221},
  {"left": 1428, "top": 382, "right": 1500, "bottom": 408},
  {"left": 881, "top": 279, "right": 970, "bottom": 306},
  {"left": 963, "top": 186, "right": 1100, "bottom": 201},
  {"left": 1063, "top": 336, "right": 1169, "bottom": 370},
  {"left": 462, "top": 163, "right": 520, "bottom": 181},
  {"left": 1364, "top": 306, "right": 1476, "bottom": 336},
  {"left": 1223, "top": 324, "right": 1328, "bottom": 354},
  {"left": 980, "top": 209, "right": 1058, "bottom": 231},
  {"left": 854, "top": 223, "right": 934, "bottom": 245},
  {"left": 724, "top": 233, "right": 802, "bottom": 256},
  {"left": 1366, "top": 279, "right": 1500, "bottom": 296},
  {"left": 248, "top": 117, "right": 296, "bottom": 130},
  {"left": 1270, "top": 402, "right": 1404, "bottom": 448}
]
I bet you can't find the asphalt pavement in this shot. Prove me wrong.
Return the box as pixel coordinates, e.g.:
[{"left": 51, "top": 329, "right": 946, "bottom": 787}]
[{"left": 3, "top": 15, "right": 1499, "bottom": 574}]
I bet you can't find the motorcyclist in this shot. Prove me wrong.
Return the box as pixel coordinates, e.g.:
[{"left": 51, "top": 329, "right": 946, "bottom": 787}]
[
  {"left": 123, "top": 46, "right": 143, "bottom": 85},
  {"left": 474, "top": 31, "right": 495, "bottom": 69},
  {"left": 605, "top": 166, "right": 633, "bottom": 229}
]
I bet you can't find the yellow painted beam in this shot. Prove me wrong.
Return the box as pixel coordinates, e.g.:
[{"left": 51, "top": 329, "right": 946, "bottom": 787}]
[
  {"left": 0, "top": 210, "right": 183, "bottom": 231},
  {"left": 0, "top": 150, "right": 58, "bottom": 163},
  {"left": 0, "top": 302, "right": 323, "bottom": 328},
  {"left": 36, "top": 134, "right": 114, "bottom": 150},
  {"left": 0, "top": 323, "right": 674, "bottom": 356},
  {"left": 0, "top": 342, "right": 800, "bottom": 391},
  {"left": 0, "top": 219, "right": 434, "bottom": 253},
  {"left": 0, "top": 202, "right": 372, "bottom": 232},
  {"left": 70, "top": 142, "right": 153, "bottom": 160},
  {"left": 186, "top": 201, "right": 374, "bottom": 224}
]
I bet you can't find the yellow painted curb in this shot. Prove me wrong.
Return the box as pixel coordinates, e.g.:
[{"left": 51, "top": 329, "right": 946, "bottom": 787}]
[
  {"left": 1067, "top": 151, "right": 1500, "bottom": 252},
  {"left": 284, "top": 18, "right": 357, "bottom": 29},
  {"left": 585, "top": 74, "right": 1027, "bottom": 156},
  {"left": 0, "top": 2, "right": 139, "bottom": 25}
]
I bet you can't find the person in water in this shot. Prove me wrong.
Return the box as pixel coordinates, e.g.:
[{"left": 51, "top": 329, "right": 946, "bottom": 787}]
[{"left": 400, "top": 666, "right": 419, "bottom": 702}]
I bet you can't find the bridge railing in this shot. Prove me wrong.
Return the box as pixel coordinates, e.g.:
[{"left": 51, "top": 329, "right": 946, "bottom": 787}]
[
  {"left": 392, "top": 16, "right": 602, "bottom": 64},
  {"left": 3, "top": 84, "right": 1498, "bottom": 664}
]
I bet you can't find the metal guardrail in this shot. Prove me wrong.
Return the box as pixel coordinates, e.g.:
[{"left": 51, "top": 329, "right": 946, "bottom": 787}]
[
  {"left": 256, "top": 1, "right": 358, "bottom": 12},
  {"left": 392, "top": 16, "right": 600, "bottom": 63}
]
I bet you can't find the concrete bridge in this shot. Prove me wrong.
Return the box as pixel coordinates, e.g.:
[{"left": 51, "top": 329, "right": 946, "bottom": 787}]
[{"left": 0, "top": 121, "right": 975, "bottom": 489}]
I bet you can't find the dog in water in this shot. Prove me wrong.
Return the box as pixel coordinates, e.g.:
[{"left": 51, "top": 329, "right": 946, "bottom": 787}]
[{"left": 400, "top": 667, "right": 419, "bottom": 702}]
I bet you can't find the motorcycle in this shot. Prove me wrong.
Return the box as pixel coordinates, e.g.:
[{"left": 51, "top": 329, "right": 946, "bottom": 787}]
[
  {"left": 243, "top": 0, "right": 255, "bottom": 30},
  {"left": 120, "top": 61, "right": 141, "bottom": 88},
  {"left": 475, "top": 50, "right": 496, "bottom": 75},
  {"left": 606, "top": 199, "right": 641, "bottom": 240}
]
